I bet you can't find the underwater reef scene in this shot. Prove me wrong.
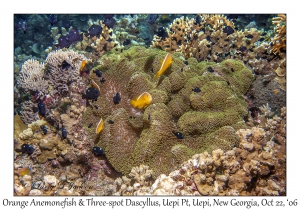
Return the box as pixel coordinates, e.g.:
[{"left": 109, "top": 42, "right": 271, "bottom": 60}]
[{"left": 14, "top": 14, "right": 286, "bottom": 195}]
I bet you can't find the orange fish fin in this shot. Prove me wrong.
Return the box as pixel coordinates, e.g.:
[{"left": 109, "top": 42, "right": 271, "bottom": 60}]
[{"left": 96, "top": 118, "right": 104, "bottom": 134}]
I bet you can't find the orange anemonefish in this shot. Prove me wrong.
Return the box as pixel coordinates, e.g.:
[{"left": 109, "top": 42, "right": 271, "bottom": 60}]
[
  {"left": 130, "top": 92, "right": 152, "bottom": 109},
  {"left": 79, "top": 60, "right": 87, "bottom": 72},
  {"left": 96, "top": 118, "right": 104, "bottom": 134},
  {"left": 154, "top": 53, "right": 172, "bottom": 79},
  {"left": 18, "top": 167, "right": 31, "bottom": 176}
]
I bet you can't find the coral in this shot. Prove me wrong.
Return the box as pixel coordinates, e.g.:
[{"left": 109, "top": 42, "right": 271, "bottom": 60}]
[
  {"left": 270, "top": 14, "right": 286, "bottom": 55},
  {"left": 17, "top": 59, "right": 48, "bottom": 94},
  {"left": 44, "top": 49, "right": 88, "bottom": 95},
  {"left": 83, "top": 46, "right": 254, "bottom": 177},
  {"left": 116, "top": 118, "right": 285, "bottom": 195},
  {"left": 251, "top": 75, "right": 286, "bottom": 108},
  {"left": 75, "top": 20, "right": 116, "bottom": 60},
  {"left": 19, "top": 100, "right": 40, "bottom": 125},
  {"left": 152, "top": 15, "right": 262, "bottom": 63},
  {"left": 114, "top": 165, "right": 154, "bottom": 195}
]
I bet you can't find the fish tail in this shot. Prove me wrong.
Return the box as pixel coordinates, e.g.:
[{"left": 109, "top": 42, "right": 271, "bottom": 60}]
[{"left": 130, "top": 99, "right": 137, "bottom": 108}]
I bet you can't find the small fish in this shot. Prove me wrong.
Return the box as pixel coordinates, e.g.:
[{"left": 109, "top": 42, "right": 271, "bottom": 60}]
[
  {"left": 108, "top": 120, "right": 114, "bottom": 124},
  {"left": 207, "top": 67, "right": 214, "bottom": 72},
  {"left": 15, "top": 20, "right": 27, "bottom": 34},
  {"left": 79, "top": 60, "right": 87, "bottom": 72},
  {"left": 56, "top": 35, "right": 71, "bottom": 48},
  {"left": 147, "top": 14, "right": 158, "bottom": 24},
  {"left": 223, "top": 26, "right": 234, "bottom": 35},
  {"left": 100, "top": 78, "right": 106, "bottom": 83},
  {"left": 18, "top": 167, "right": 31, "bottom": 176},
  {"left": 94, "top": 105, "right": 98, "bottom": 109},
  {"left": 155, "top": 27, "right": 168, "bottom": 40},
  {"left": 85, "top": 87, "right": 100, "bottom": 100},
  {"left": 48, "top": 14, "right": 58, "bottom": 26},
  {"left": 148, "top": 115, "right": 150, "bottom": 120},
  {"left": 231, "top": 68, "right": 234, "bottom": 72},
  {"left": 61, "top": 60, "right": 71, "bottom": 70},
  {"left": 195, "top": 15, "right": 201, "bottom": 24},
  {"left": 62, "top": 126, "right": 67, "bottom": 139},
  {"left": 21, "top": 144, "right": 34, "bottom": 155},
  {"left": 93, "top": 147, "right": 104, "bottom": 155},
  {"left": 123, "top": 39, "right": 131, "bottom": 46},
  {"left": 88, "top": 123, "right": 93, "bottom": 128},
  {"left": 192, "top": 87, "right": 201, "bottom": 93},
  {"left": 96, "top": 118, "right": 104, "bottom": 134},
  {"left": 172, "top": 131, "right": 184, "bottom": 139},
  {"left": 272, "top": 89, "right": 280, "bottom": 95},
  {"left": 130, "top": 92, "right": 152, "bottom": 109},
  {"left": 154, "top": 53, "right": 172, "bottom": 79},
  {"left": 226, "top": 81, "right": 230, "bottom": 85},
  {"left": 103, "top": 17, "right": 116, "bottom": 28},
  {"left": 239, "top": 46, "right": 247, "bottom": 52},
  {"left": 94, "top": 69, "right": 102, "bottom": 77},
  {"left": 85, "top": 24, "right": 103, "bottom": 38},
  {"left": 245, "top": 34, "right": 254, "bottom": 39},
  {"left": 41, "top": 125, "right": 47, "bottom": 135},
  {"left": 113, "top": 93, "right": 121, "bottom": 105},
  {"left": 38, "top": 102, "right": 46, "bottom": 116}
]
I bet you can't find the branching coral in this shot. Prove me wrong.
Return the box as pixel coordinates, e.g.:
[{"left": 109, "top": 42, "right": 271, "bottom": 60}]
[
  {"left": 151, "top": 15, "right": 285, "bottom": 78},
  {"left": 83, "top": 46, "right": 254, "bottom": 177},
  {"left": 75, "top": 20, "right": 117, "bottom": 60},
  {"left": 270, "top": 14, "right": 286, "bottom": 55},
  {"left": 17, "top": 59, "right": 48, "bottom": 94}
]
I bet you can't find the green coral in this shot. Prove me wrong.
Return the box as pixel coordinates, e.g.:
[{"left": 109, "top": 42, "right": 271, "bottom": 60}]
[{"left": 82, "top": 46, "right": 254, "bottom": 177}]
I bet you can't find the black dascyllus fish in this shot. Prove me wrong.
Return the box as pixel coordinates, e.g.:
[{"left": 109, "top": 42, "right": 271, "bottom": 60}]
[
  {"left": 223, "top": 26, "right": 234, "bottom": 35},
  {"left": 56, "top": 35, "right": 72, "bottom": 48},
  {"left": 108, "top": 120, "right": 114, "bottom": 124},
  {"left": 66, "top": 28, "right": 83, "bottom": 43},
  {"left": 195, "top": 15, "right": 201, "bottom": 24},
  {"left": 38, "top": 102, "right": 46, "bottom": 116},
  {"left": 192, "top": 87, "right": 201, "bottom": 93},
  {"left": 85, "top": 87, "right": 100, "bottom": 100},
  {"left": 239, "top": 46, "right": 247, "bottom": 52},
  {"left": 207, "top": 67, "right": 214, "bottom": 72},
  {"left": 88, "top": 123, "right": 93, "bottom": 128},
  {"left": 41, "top": 125, "right": 47, "bottom": 135},
  {"left": 21, "top": 144, "right": 34, "bottom": 155},
  {"left": 48, "top": 14, "right": 58, "bottom": 26},
  {"left": 123, "top": 39, "right": 131, "bottom": 46},
  {"left": 93, "top": 147, "right": 104, "bottom": 155},
  {"left": 113, "top": 93, "right": 121, "bottom": 105},
  {"left": 100, "top": 78, "right": 106, "bottom": 83},
  {"left": 62, "top": 126, "right": 67, "bottom": 139},
  {"left": 61, "top": 60, "right": 71, "bottom": 70},
  {"left": 172, "top": 131, "right": 184, "bottom": 139},
  {"left": 155, "top": 27, "right": 168, "bottom": 40},
  {"left": 103, "top": 18, "right": 116, "bottom": 29},
  {"left": 94, "top": 69, "right": 102, "bottom": 77},
  {"left": 147, "top": 14, "right": 158, "bottom": 24},
  {"left": 245, "top": 34, "right": 254, "bottom": 39},
  {"left": 85, "top": 24, "right": 103, "bottom": 38}
]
